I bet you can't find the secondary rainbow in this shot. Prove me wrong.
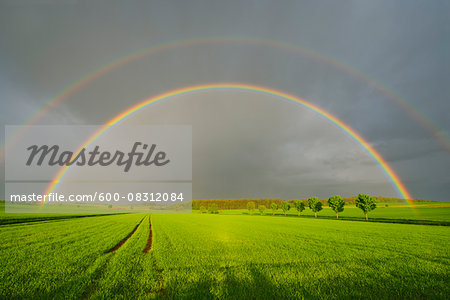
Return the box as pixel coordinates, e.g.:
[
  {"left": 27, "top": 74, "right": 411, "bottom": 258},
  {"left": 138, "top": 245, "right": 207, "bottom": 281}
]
[{"left": 44, "top": 83, "right": 413, "bottom": 204}]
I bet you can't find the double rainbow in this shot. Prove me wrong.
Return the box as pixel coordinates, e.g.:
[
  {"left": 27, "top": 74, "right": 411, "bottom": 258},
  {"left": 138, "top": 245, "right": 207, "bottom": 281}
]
[
  {"left": 44, "top": 83, "right": 413, "bottom": 204},
  {"left": 2, "top": 36, "right": 448, "bottom": 168}
]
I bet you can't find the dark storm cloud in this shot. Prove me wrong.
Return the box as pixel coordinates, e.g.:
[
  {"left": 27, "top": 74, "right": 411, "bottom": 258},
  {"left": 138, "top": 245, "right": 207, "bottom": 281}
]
[{"left": 0, "top": 0, "right": 449, "bottom": 200}]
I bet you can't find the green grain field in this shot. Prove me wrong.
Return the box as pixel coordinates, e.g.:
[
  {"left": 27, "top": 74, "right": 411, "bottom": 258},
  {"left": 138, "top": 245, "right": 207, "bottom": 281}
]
[{"left": 0, "top": 204, "right": 449, "bottom": 299}]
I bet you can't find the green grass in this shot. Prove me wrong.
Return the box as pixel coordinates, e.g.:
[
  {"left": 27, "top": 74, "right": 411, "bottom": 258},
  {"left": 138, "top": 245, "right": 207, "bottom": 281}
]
[
  {"left": 152, "top": 213, "right": 449, "bottom": 299},
  {"left": 0, "top": 205, "right": 449, "bottom": 299},
  {"left": 0, "top": 213, "right": 144, "bottom": 299}
]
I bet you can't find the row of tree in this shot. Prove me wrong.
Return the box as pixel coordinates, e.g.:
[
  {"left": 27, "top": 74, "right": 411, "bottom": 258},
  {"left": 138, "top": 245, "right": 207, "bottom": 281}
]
[
  {"left": 200, "top": 194, "right": 378, "bottom": 220},
  {"left": 192, "top": 196, "right": 415, "bottom": 211}
]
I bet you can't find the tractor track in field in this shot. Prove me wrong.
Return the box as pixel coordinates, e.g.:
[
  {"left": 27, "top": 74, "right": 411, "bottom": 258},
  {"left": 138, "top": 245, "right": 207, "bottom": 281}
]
[
  {"left": 83, "top": 217, "right": 146, "bottom": 299},
  {"left": 82, "top": 255, "right": 113, "bottom": 300},
  {"left": 107, "top": 217, "right": 145, "bottom": 253},
  {"left": 143, "top": 216, "right": 153, "bottom": 253},
  {"left": 143, "top": 216, "right": 166, "bottom": 297},
  {"left": 146, "top": 256, "right": 167, "bottom": 298}
]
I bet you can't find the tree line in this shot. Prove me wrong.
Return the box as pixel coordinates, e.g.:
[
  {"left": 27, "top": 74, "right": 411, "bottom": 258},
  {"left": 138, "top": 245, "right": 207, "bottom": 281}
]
[
  {"left": 193, "top": 198, "right": 284, "bottom": 210},
  {"left": 199, "top": 194, "right": 378, "bottom": 220},
  {"left": 192, "top": 196, "right": 423, "bottom": 211}
]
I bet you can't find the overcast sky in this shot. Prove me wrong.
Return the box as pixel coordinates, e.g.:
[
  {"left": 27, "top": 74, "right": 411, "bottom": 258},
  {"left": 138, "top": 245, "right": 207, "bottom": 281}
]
[{"left": 1, "top": 0, "right": 449, "bottom": 201}]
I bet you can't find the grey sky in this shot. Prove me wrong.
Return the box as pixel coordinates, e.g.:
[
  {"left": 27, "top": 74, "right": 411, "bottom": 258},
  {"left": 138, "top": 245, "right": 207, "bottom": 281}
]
[{"left": 1, "top": 0, "right": 449, "bottom": 200}]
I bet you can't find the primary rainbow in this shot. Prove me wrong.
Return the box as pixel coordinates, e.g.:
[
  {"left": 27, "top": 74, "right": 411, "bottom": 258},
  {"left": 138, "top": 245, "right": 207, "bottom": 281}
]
[{"left": 44, "top": 83, "right": 413, "bottom": 204}]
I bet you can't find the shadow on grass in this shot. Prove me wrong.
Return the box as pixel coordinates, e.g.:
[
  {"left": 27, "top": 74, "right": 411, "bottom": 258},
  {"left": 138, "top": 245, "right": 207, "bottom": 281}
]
[
  {"left": 162, "top": 265, "right": 285, "bottom": 299},
  {"left": 240, "top": 212, "right": 450, "bottom": 226},
  {"left": 160, "top": 263, "right": 448, "bottom": 299},
  {"left": 0, "top": 213, "right": 128, "bottom": 226}
]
